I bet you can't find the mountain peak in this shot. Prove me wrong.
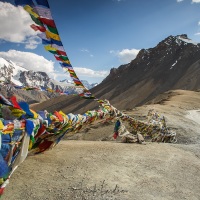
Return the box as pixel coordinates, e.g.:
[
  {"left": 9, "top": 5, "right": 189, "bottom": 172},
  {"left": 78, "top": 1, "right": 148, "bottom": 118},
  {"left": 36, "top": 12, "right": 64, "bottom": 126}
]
[{"left": 161, "top": 34, "right": 199, "bottom": 47}]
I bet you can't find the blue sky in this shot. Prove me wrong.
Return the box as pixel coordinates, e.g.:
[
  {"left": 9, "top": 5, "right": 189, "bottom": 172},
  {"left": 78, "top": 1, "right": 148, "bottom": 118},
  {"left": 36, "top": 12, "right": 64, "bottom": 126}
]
[{"left": 0, "top": 0, "right": 200, "bottom": 83}]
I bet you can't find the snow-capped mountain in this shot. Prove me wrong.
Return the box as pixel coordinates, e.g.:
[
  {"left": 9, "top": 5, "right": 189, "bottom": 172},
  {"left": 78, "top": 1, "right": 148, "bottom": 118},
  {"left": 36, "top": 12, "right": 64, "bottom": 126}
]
[
  {"left": 80, "top": 80, "right": 98, "bottom": 90},
  {"left": 60, "top": 79, "right": 98, "bottom": 89},
  {"left": 0, "top": 57, "right": 28, "bottom": 86},
  {"left": 0, "top": 58, "right": 97, "bottom": 94}
]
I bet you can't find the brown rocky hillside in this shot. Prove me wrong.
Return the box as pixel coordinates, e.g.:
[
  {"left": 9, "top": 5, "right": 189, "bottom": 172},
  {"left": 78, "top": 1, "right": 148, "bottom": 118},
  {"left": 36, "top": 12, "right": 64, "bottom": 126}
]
[{"left": 31, "top": 34, "right": 200, "bottom": 114}]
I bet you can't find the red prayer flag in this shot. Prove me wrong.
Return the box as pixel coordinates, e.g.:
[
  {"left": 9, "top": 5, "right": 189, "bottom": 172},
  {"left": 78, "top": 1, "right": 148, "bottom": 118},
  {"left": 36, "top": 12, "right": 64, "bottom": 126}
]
[
  {"left": 35, "top": 124, "right": 46, "bottom": 138},
  {"left": 54, "top": 111, "right": 63, "bottom": 122},
  {"left": 54, "top": 55, "right": 63, "bottom": 61},
  {"left": 39, "top": 17, "right": 56, "bottom": 27},
  {"left": 38, "top": 140, "right": 53, "bottom": 152},
  {"left": 113, "top": 132, "right": 118, "bottom": 139},
  {"left": 9, "top": 96, "right": 22, "bottom": 110},
  {"left": 56, "top": 50, "right": 67, "bottom": 56},
  {"left": 0, "top": 187, "right": 5, "bottom": 196},
  {"left": 30, "top": 24, "right": 46, "bottom": 32}
]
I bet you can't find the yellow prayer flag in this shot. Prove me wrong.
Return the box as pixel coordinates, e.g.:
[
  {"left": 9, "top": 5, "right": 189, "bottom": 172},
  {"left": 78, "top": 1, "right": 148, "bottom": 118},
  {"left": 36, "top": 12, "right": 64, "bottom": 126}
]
[
  {"left": 62, "top": 60, "right": 71, "bottom": 65},
  {"left": 30, "top": 109, "right": 38, "bottom": 119},
  {"left": 59, "top": 110, "right": 66, "bottom": 117},
  {"left": 29, "top": 140, "right": 33, "bottom": 150},
  {"left": 0, "top": 120, "right": 4, "bottom": 130},
  {"left": 24, "top": 5, "right": 39, "bottom": 18},
  {"left": 9, "top": 107, "right": 25, "bottom": 117},
  {"left": 44, "top": 45, "right": 57, "bottom": 52},
  {"left": 46, "top": 30, "right": 61, "bottom": 41},
  {"left": 46, "top": 88, "right": 54, "bottom": 92}
]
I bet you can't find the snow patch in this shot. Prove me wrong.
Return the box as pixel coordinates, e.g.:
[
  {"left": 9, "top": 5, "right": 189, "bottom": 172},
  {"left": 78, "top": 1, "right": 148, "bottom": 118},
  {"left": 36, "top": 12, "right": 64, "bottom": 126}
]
[
  {"left": 172, "top": 60, "right": 177, "bottom": 67},
  {"left": 177, "top": 36, "right": 198, "bottom": 45}
]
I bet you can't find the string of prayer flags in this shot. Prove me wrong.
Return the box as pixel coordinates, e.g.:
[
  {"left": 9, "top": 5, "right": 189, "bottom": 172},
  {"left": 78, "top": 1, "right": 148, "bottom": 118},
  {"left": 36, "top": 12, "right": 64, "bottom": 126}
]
[{"left": 15, "top": 0, "right": 95, "bottom": 99}]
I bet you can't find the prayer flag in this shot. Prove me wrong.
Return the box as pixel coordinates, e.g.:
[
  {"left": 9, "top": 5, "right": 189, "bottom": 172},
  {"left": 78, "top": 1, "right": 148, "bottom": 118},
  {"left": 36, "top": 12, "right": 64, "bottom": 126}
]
[
  {"left": 25, "top": 120, "right": 34, "bottom": 136},
  {"left": 30, "top": 15, "right": 43, "bottom": 26},
  {"left": 51, "top": 44, "right": 65, "bottom": 51},
  {"left": 47, "top": 26, "right": 58, "bottom": 34},
  {"left": 30, "top": 24, "right": 46, "bottom": 32},
  {"left": 18, "top": 102, "right": 34, "bottom": 118},
  {"left": 9, "top": 96, "right": 22, "bottom": 110},
  {"left": 57, "top": 50, "right": 67, "bottom": 56},
  {"left": 24, "top": 5, "right": 39, "bottom": 18},
  {"left": 15, "top": 0, "right": 34, "bottom": 7},
  {"left": 33, "top": 6, "right": 52, "bottom": 19},
  {"left": 44, "top": 45, "right": 57, "bottom": 52},
  {"left": 42, "top": 39, "right": 51, "bottom": 45},
  {"left": 39, "top": 17, "right": 56, "bottom": 27},
  {"left": 35, "top": 0, "right": 50, "bottom": 8},
  {"left": 46, "top": 30, "right": 61, "bottom": 41},
  {"left": 54, "top": 55, "right": 69, "bottom": 62},
  {"left": 51, "top": 38, "right": 63, "bottom": 46},
  {"left": 60, "top": 62, "right": 72, "bottom": 68},
  {"left": 0, "top": 94, "right": 13, "bottom": 107}
]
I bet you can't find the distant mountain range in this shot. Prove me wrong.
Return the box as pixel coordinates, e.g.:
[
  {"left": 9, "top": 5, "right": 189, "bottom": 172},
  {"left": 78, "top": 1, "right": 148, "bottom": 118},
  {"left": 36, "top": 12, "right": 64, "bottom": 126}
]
[
  {"left": 0, "top": 57, "right": 98, "bottom": 103},
  {"left": 31, "top": 34, "right": 200, "bottom": 113}
]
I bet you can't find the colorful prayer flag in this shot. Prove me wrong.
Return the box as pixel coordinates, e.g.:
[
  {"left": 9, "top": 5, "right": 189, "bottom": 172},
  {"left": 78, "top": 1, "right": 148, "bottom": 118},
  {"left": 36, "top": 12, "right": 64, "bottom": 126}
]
[
  {"left": 57, "top": 50, "right": 67, "bottom": 56},
  {"left": 46, "top": 30, "right": 61, "bottom": 41},
  {"left": 15, "top": 0, "right": 34, "bottom": 7},
  {"left": 39, "top": 17, "right": 56, "bottom": 27},
  {"left": 47, "top": 26, "right": 58, "bottom": 34},
  {"left": 30, "top": 14, "right": 43, "bottom": 26},
  {"left": 24, "top": 5, "right": 39, "bottom": 18},
  {"left": 35, "top": 0, "right": 50, "bottom": 8},
  {"left": 33, "top": 6, "right": 52, "bottom": 19},
  {"left": 31, "top": 24, "right": 46, "bottom": 32},
  {"left": 0, "top": 94, "right": 13, "bottom": 107}
]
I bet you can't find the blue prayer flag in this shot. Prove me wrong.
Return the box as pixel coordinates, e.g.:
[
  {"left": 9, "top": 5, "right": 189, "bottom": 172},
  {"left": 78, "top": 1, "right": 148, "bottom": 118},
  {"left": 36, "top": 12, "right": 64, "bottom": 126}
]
[
  {"left": 15, "top": 0, "right": 34, "bottom": 6},
  {"left": 18, "top": 102, "right": 34, "bottom": 118},
  {"left": 35, "top": 0, "right": 50, "bottom": 8}
]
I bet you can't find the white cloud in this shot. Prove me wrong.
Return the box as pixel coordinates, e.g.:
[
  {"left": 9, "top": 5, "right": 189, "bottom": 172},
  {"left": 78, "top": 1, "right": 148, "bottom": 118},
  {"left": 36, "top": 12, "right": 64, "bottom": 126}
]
[
  {"left": 25, "top": 36, "right": 41, "bottom": 49},
  {"left": 0, "top": 2, "right": 39, "bottom": 49},
  {"left": 0, "top": 50, "right": 55, "bottom": 74},
  {"left": 110, "top": 48, "right": 140, "bottom": 63},
  {"left": 80, "top": 48, "right": 89, "bottom": 53},
  {"left": 0, "top": 50, "right": 108, "bottom": 82},
  {"left": 74, "top": 67, "right": 109, "bottom": 78},
  {"left": 192, "top": 0, "right": 200, "bottom": 3},
  {"left": 177, "top": 0, "right": 184, "bottom": 2},
  {"left": 194, "top": 32, "right": 200, "bottom": 35},
  {"left": 51, "top": 71, "right": 70, "bottom": 80},
  {"left": 80, "top": 48, "right": 94, "bottom": 58}
]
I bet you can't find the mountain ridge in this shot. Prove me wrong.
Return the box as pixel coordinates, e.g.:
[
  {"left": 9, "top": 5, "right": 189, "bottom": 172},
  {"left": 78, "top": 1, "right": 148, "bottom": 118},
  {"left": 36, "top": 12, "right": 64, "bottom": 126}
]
[{"left": 31, "top": 34, "right": 200, "bottom": 114}]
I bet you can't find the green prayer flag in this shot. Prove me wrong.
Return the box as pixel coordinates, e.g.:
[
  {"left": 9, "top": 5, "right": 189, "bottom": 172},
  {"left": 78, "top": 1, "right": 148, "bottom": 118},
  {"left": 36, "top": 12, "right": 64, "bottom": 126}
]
[
  {"left": 30, "top": 15, "right": 43, "bottom": 26},
  {"left": 47, "top": 26, "right": 59, "bottom": 34}
]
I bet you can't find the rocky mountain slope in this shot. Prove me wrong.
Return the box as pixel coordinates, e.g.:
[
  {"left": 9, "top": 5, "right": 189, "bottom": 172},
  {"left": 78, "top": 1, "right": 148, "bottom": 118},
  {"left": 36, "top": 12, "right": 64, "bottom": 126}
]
[{"left": 32, "top": 34, "right": 200, "bottom": 114}]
